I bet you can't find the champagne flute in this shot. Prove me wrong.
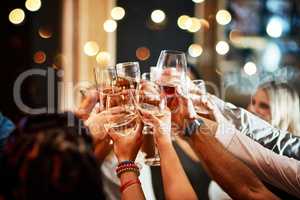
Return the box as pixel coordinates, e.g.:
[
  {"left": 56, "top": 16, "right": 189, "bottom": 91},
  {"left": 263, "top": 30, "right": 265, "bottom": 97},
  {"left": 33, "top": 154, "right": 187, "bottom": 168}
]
[
  {"left": 116, "top": 62, "right": 140, "bottom": 90},
  {"left": 94, "top": 67, "right": 119, "bottom": 110},
  {"left": 104, "top": 97, "right": 139, "bottom": 136},
  {"left": 103, "top": 62, "right": 141, "bottom": 136},
  {"left": 192, "top": 80, "right": 210, "bottom": 117},
  {"left": 140, "top": 71, "right": 166, "bottom": 166}
]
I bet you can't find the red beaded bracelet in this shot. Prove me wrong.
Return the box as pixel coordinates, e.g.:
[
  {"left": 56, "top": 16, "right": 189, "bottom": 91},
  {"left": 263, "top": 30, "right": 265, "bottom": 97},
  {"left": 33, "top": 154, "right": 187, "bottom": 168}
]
[
  {"left": 116, "top": 164, "right": 138, "bottom": 172},
  {"left": 116, "top": 161, "right": 140, "bottom": 178},
  {"left": 117, "top": 167, "right": 140, "bottom": 178},
  {"left": 120, "top": 179, "right": 141, "bottom": 193}
]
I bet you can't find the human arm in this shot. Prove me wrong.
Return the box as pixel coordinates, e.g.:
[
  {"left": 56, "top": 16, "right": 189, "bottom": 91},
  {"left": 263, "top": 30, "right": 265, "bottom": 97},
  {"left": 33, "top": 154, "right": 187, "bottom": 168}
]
[
  {"left": 207, "top": 94, "right": 300, "bottom": 160},
  {"left": 169, "top": 84, "right": 279, "bottom": 200},
  {"left": 74, "top": 88, "right": 112, "bottom": 162},
  {"left": 140, "top": 109, "right": 197, "bottom": 200},
  {"left": 187, "top": 121, "right": 280, "bottom": 200},
  {"left": 203, "top": 98, "right": 300, "bottom": 197},
  {"left": 107, "top": 119, "right": 145, "bottom": 200},
  {"left": 214, "top": 124, "right": 300, "bottom": 197}
]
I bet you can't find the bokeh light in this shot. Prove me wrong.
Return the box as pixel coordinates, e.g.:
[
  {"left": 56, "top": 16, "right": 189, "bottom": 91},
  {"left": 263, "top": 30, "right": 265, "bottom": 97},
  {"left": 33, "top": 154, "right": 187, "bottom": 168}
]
[
  {"left": 111, "top": 7, "right": 125, "bottom": 20},
  {"left": 229, "top": 29, "right": 242, "bottom": 42},
  {"left": 151, "top": 10, "right": 166, "bottom": 24},
  {"left": 25, "top": 0, "right": 42, "bottom": 12},
  {"left": 84, "top": 41, "right": 99, "bottom": 56},
  {"left": 216, "top": 10, "right": 232, "bottom": 26},
  {"left": 188, "top": 44, "right": 203, "bottom": 57},
  {"left": 136, "top": 47, "right": 151, "bottom": 61},
  {"left": 262, "top": 42, "right": 281, "bottom": 72},
  {"left": 96, "top": 51, "right": 111, "bottom": 67},
  {"left": 266, "top": 16, "right": 284, "bottom": 38},
  {"left": 199, "top": 19, "right": 210, "bottom": 30},
  {"left": 177, "top": 15, "right": 190, "bottom": 30},
  {"left": 9, "top": 8, "right": 25, "bottom": 25},
  {"left": 38, "top": 27, "right": 52, "bottom": 39},
  {"left": 216, "top": 41, "right": 230, "bottom": 55},
  {"left": 187, "top": 18, "right": 201, "bottom": 33},
  {"left": 192, "top": 0, "right": 205, "bottom": 3},
  {"left": 243, "top": 62, "right": 257, "bottom": 76},
  {"left": 103, "top": 19, "right": 117, "bottom": 33},
  {"left": 34, "top": 51, "right": 46, "bottom": 64}
]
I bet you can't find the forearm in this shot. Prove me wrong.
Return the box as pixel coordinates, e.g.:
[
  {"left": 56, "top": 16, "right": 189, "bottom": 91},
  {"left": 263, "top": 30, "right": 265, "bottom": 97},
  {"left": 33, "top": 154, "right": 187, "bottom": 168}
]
[
  {"left": 209, "top": 94, "right": 300, "bottom": 160},
  {"left": 120, "top": 172, "right": 145, "bottom": 200},
  {"left": 217, "top": 128, "right": 300, "bottom": 197},
  {"left": 157, "top": 140, "right": 197, "bottom": 200},
  {"left": 189, "top": 133, "right": 279, "bottom": 200}
]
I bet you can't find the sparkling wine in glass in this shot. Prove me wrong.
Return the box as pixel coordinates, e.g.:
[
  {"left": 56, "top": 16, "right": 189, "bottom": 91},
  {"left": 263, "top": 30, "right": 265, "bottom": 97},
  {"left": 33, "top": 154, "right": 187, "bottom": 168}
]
[
  {"left": 116, "top": 62, "right": 140, "bottom": 90},
  {"left": 94, "top": 67, "right": 118, "bottom": 110},
  {"left": 101, "top": 63, "right": 141, "bottom": 136},
  {"left": 103, "top": 87, "right": 140, "bottom": 136},
  {"left": 140, "top": 71, "right": 166, "bottom": 166}
]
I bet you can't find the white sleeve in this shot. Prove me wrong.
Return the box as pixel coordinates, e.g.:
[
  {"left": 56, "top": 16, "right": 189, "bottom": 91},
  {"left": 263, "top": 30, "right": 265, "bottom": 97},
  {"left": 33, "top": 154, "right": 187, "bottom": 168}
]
[{"left": 216, "top": 129, "right": 300, "bottom": 197}]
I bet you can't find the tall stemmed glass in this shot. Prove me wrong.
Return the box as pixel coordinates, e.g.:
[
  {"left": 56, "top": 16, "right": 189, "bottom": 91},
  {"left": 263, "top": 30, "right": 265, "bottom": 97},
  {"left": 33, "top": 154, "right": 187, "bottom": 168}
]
[
  {"left": 101, "top": 62, "right": 141, "bottom": 136},
  {"left": 94, "top": 67, "right": 118, "bottom": 111},
  {"left": 116, "top": 62, "right": 140, "bottom": 90},
  {"left": 192, "top": 79, "right": 210, "bottom": 117},
  {"left": 155, "top": 50, "right": 188, "bottom": 136},
  {"left": 155, "top": 50, "right": 189, "bottom": 98},
  {"left": 140, "top": 71, "right": 166, "bottom": 166},
  {"left": 94, "top": 66, "right": 139, "bottom": 137}
]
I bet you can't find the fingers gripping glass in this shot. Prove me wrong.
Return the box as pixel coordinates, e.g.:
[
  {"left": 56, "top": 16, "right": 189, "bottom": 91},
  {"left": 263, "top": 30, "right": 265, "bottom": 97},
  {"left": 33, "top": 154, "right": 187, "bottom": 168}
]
[
  {"left": 139, "top": 72, "right": 166, "bottom": 166},
  {"left": 102, "top": 62, "right": 141, "bottom": 137},
  {"left": 192, "top": 80, "right": 210, "bottom": 116}
]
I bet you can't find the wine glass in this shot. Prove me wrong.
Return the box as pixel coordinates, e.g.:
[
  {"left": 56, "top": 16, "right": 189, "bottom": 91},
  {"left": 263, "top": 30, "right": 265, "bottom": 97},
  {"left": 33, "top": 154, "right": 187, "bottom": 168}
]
[
  {"left": 93, "top": 67, "right": 140, "bottom": 139},
  {"left": 154, "top": 50, "right": 188, "bottom": 136},
  {"left": 140, "top": 71, "right": 166, "bottom": 166},
  {"left": 93, "top": 66, "right": 119, "bottom": 111},
  {"left": 116, "top": 62, "right": 140, "bottom": 90},
  {"left": 104, "top": 96, "right": 139, "bottom": 136},
  {"left": 192, "top": 79, "right": 210, "bottom": 117},
  {"left": 155, "top": 50, "right": 188, "bottom": 98}
]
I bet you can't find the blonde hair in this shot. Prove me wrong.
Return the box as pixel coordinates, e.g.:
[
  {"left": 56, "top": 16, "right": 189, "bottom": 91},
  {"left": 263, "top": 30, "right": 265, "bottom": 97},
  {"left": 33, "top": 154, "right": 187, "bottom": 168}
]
[{"left": 259, "top": 82, "right": 300, "bottom": 136}]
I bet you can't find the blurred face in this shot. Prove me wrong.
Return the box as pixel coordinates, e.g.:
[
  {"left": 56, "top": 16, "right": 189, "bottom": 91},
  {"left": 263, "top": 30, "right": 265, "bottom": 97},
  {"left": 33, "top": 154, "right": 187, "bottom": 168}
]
[{"left": 248, "top": 89, "right": 271, "bottom": 122}]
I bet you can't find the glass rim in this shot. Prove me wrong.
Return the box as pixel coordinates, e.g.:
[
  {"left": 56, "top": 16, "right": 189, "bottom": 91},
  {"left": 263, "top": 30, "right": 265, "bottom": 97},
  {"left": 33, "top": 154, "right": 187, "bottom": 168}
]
[
  {"left": 94, "top": 66, "right": 116, "bottom": 72},
  {"left": 116, "top": 62, "right": 139, "bottom": 69},
  {"left": 160, "top": 50, "right": 185, "bottom": 55}
]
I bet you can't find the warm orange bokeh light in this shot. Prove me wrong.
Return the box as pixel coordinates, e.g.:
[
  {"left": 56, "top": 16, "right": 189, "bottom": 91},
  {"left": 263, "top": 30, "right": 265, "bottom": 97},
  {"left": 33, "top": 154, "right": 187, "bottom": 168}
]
[
  {"left": 136, "top": 47, "right": 150, "bottom": 61},
  {"left": 38, "top": 27, "right": 53, "bottom": 39},
  {"left": 34, "top": 51, "right": 46, "bottom": 64}
]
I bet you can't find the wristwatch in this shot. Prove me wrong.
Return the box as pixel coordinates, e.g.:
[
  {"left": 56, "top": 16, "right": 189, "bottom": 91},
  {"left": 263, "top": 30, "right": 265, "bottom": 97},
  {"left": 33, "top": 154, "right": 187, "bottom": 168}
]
[{"left": 184, "top": 118, "right": 205, "bottom": 137}]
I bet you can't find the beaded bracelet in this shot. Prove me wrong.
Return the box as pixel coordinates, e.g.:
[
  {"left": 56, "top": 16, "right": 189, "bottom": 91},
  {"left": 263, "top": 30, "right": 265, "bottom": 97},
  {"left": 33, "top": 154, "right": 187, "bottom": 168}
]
[
  {"left": 120, "top": 179, "right": 141, "bottom": 193},
  {"left": 116, "top": 161, "right": 140, "bottom": 178},
  {"left": 117, "top": 168, "right": 140, "bottom": 178}
]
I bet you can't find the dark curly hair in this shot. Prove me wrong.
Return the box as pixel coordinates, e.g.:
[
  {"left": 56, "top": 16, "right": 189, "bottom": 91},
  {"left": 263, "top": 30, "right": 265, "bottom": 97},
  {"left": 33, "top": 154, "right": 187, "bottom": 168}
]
[{"left": 0, "top": 112, "right": 105, "bottom": 200}]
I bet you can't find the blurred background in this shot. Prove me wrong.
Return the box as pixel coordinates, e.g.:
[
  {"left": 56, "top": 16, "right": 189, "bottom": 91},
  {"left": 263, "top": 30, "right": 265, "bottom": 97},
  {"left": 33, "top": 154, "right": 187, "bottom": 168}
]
[{"left": 1, "top": 0, "right": 300, "bottom": 120}]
